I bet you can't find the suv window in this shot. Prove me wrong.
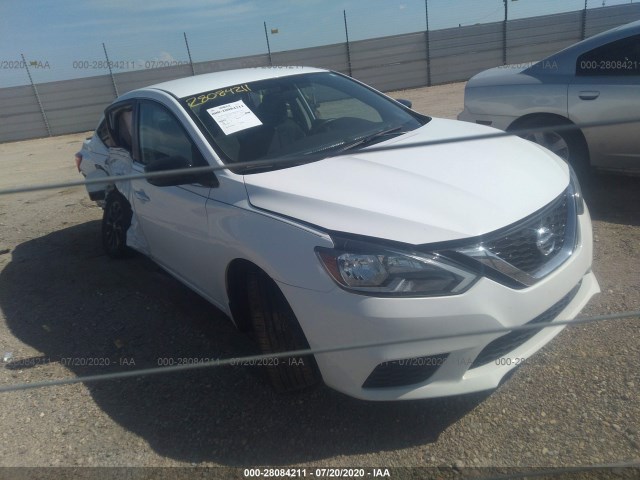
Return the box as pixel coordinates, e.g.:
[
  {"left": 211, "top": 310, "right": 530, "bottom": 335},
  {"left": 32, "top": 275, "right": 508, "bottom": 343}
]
[
  {"left": 576, "top": 34, "right": 640, "bottom": 76},
  {"left": 138, "top": 101, "right": 206, "bottom": 167}
]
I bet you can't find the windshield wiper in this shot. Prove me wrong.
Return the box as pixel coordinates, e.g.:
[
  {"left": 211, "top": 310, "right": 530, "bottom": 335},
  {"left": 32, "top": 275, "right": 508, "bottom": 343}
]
[
  {"left": 239, "top": 126, "right": 408, "bottom": 173},
  {"left": 236, "top": 154, "right": 317, "bottom": 174},
  {"left": 335, "top": 126, "right": 407, "bottom": 155}
]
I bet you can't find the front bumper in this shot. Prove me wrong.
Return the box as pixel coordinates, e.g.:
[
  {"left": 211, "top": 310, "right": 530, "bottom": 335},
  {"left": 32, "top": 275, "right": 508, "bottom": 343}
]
[{"left": 279, "top": 209, "right": 598, "bottom": 401}]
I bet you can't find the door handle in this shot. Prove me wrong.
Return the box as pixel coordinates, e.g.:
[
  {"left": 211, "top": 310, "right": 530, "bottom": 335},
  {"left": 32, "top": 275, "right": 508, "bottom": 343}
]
[
  {"left": 134, "top": 189, "right": 150, "bottom": 203},
  {"left": 579, "top": 91, "right": 600, "bottom": 100}
]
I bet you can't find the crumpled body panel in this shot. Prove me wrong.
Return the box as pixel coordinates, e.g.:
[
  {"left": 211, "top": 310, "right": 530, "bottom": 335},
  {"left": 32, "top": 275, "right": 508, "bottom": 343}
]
[{"left": 105, "top": 148, "right": 150, "bottom": 256}]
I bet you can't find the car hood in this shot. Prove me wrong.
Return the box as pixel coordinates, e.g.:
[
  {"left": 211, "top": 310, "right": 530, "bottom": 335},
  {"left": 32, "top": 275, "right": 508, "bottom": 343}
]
[{"left": 243, "top": 118, "right": 569, "bottom": 245}]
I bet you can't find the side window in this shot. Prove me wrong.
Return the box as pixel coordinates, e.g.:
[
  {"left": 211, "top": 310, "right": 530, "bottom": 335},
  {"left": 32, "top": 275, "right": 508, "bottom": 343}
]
[
  {"left": 106, "top": 104, "right": 134, "bottom": 152},
  {"left": 96, "top": 119, "right": 115, "bottom": 148},
  {"left": 576, "top": 34, "right": 640, "bottom": 76},
  {"left": 138, "top": 101, "right": 206, "bottom": 167}
]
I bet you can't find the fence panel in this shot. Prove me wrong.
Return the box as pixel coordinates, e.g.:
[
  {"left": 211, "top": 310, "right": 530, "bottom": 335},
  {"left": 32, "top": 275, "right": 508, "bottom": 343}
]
[
  {"left": 0, "top": 85, "right": 49, "bottom": 142},
  {"left": 585, "top": 4, "right": 640, "bottom": 37},
  {"left": 272, "top": 43, "right": 349, "bottom": 73},
  {"left": 194, "top": 54, "right": 271, "bottom": 75},
  {"left": 350, "top": 32, "right": 428, "bottom": 91},
  {"left": 2, "top": 3, "right": 639, "bottom": 143},
  {"left": 112, "top": 64, "right": 194, "bottom": 96},
  {"left": 356, "top": 59, "right": 429, "bottom": 92},
  {"left": 430, "top": 49, "right": 503, "bottom": 85},
  {"left": 507, "top": 11, "right": 583, "bottom": 65},
  {"left": 428, "top": 23, "right": 503, "bottom": 84},
  {"left": 37, "top": 76, "right": 116, "bottom": 136},
  {"left": 430, "top": 23, "right": 503, "bottom": 58}
]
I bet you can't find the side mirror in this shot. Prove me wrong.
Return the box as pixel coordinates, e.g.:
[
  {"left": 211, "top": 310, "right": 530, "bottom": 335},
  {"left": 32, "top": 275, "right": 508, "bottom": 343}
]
[
  {"left": 145, "top": 156, "right": 218, "bottom": 187},
  {"left": 395, "top": 99, "right": 412, "bottom": 109}
]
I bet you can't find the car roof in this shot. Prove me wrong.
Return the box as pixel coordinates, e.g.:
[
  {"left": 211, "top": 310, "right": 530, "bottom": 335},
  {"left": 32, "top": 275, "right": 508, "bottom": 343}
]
[
  {"left": 143, "top": 66, "right": 328, "bottom": 98},
  {"left": 568, "top": 18, "right": 640, "bottom": 51}
]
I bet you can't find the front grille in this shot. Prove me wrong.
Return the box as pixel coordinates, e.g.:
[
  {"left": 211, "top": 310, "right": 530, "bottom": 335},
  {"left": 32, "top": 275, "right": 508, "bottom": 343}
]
[
  {"left": 484, "top": 192, "right": 569, "bottom": 275},
  {"left": 469, "top": 281, "right": 582, "bottom": 369},
  {"left": 363, "top": 353, "right": 449, "bottom": 389},
  {"left": 449, "top": 188, "right": 578, "bottom": 288}
]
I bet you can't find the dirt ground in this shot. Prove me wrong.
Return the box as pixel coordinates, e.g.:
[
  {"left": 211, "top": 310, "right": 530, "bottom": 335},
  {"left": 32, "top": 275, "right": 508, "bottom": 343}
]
[{"left": 0, "top": 82, "right": 638, "bottom": 475}]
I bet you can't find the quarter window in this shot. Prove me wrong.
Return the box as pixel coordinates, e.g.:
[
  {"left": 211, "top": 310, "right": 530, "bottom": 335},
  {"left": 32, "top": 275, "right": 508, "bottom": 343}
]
[
  {"left": 96, "top": 119, "right": 116, "bottom": 148},
  {"left": 106, "top": 104, "right": 134, "bottom": 152}
]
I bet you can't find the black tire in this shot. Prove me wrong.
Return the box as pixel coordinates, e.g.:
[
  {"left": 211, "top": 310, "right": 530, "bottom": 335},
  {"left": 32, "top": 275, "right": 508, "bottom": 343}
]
[
  {"left": 512, "top": 118, "right": 591, "bottom": 179},
  {"left": 102, "top": 191, "right": 133, "bottom": 259},
  {"left": 247, "top": 269, "right": 321, "bottom": 393}
]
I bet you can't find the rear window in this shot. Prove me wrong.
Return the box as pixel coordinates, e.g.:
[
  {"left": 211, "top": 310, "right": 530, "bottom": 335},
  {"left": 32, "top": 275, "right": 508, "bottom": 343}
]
[{"left": 576, "top": 34, "right": 640, "bottom": 76}]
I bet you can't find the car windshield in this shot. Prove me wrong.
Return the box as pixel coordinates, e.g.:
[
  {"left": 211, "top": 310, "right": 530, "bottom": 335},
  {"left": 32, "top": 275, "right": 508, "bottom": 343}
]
[{"left": 180, "top": 71, "right": 429, "bottom": 172}]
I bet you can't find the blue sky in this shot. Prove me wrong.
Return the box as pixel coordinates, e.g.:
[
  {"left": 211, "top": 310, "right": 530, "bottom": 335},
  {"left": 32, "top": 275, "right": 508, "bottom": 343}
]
[{"left": 0, "top": 0, "right": 635, "bottom": 86}]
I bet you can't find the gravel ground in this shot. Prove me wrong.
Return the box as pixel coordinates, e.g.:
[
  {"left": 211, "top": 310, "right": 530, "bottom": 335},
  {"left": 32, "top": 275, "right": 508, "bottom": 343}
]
[{"left": 0, "top": 82, "right": 638, "bottom": 476}]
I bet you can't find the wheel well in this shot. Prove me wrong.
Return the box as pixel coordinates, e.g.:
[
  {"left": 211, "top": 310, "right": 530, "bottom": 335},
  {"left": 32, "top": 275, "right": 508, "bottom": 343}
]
[
  {"left": 507, "top": 113, "right": 573, "bottom": 131},
  {"left": 507, "top": 113, "right": 588, "bottom": 145},
  {"left": 104, "top": 184, "right": 119, "bottom": 199},
  {"left": 226, "top": 259, "right": 260, "bottom": 332},
  {"left": 102, "top": 187, "right": 125, "bottom": 210},
  {"left": 507, "top": 113, "right": 590, "bottom": 165}
]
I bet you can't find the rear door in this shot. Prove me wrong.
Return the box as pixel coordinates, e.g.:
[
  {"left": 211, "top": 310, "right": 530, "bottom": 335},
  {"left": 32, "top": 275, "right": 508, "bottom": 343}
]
[{"left": 568, "top": 33, "right": 640, "bottom": 171}]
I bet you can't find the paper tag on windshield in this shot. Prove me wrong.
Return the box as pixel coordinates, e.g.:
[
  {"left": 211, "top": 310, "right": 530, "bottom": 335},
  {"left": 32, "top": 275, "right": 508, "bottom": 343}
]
[{"left": 206, "top": 100, "right": 262, "bottom": 135}]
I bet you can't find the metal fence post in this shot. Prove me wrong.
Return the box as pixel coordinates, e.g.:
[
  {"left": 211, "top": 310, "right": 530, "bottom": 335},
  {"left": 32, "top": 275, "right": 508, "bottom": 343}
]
[
  {"left": 503, "top": 0, "right": 508, "bottom": 65},
  {"left": 582, "top": 0, "right": 588, "bottom": 40},
  {"left": 21, "top": 53, "right": 51, "bottom": 137},
  {"left": 184, "top": 32, "right": 196, "bottom": 76},
  {"left": 264, "top": 21, "right": 273, "bottom": 66},
  {"left": 102, "top": 43, "right": 119, "bottom": 98},
  {"left": 425, "top": 0, "right": 432, "bottom": 87},
  {"left": 343, "top": 10, "right": 353, "bottom": 77}
]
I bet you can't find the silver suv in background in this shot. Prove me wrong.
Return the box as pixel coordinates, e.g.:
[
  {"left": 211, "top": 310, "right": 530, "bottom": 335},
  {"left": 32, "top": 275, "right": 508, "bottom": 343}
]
[{"left": 458, "top": 20, "right": 640, "bottom": 175}]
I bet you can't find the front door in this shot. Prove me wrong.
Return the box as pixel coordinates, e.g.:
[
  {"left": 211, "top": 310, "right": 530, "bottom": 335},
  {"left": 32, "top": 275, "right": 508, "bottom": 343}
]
[{"left": 130, "top": 99, "right": 214, "bottom": 295}]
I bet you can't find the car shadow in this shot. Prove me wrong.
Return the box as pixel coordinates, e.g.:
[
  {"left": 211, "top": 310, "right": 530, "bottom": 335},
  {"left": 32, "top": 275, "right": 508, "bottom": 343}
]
[
  {"left": 582, "top": 172, "right": 640, "bottom": 226},
  {"left": 0, "top": 221, "right": 488, "bottom": 466}
]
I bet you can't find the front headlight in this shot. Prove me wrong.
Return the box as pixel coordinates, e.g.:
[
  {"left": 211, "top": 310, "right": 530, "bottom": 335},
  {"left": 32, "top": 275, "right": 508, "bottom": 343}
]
[
  {"left": 316, "top": 245, "right": 478, "bottom": 297},
  {"left": 568, "top": 165, "right": 584, "bottom": 215}
]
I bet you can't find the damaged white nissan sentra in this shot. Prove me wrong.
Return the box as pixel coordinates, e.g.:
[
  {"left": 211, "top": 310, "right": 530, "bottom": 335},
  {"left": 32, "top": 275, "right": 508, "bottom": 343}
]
[{"left": 76, "top": 67, "right": 599, "bottom": 400}]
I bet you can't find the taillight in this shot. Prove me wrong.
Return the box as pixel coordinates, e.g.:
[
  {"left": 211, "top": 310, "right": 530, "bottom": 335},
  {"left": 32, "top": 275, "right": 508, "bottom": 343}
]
[{"left": 75, "top": 152, "right": 83, "bottom": 172}]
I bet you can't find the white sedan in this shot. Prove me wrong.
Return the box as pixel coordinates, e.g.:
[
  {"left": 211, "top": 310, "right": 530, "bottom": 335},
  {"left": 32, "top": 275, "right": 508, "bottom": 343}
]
[{"left": 76, "top": 67, "right": 598, "bottom": 401}]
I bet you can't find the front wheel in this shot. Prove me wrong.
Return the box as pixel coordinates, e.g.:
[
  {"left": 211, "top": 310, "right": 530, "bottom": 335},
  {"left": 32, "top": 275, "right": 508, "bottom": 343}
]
[
  {"left": 247, "top": 269, "right": 321, "bottom": 393},
  {"left": 102, "top": 191, "right": 133, "bottom": 259},
  {"left": 521, "top": 129, "right": 572, "bottom": 161}
]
